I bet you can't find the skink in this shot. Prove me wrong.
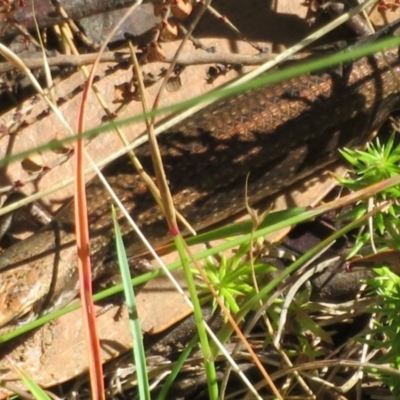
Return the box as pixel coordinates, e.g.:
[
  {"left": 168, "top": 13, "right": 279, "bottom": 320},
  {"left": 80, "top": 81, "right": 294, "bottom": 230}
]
[{"left": 0, "top": 31, "right": 399, "bottom": 328}]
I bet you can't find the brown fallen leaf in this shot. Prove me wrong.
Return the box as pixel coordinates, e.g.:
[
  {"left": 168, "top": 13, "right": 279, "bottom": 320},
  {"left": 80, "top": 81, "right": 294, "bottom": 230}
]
[
  {"left": 0, "top": 303, "right": 132, "bottom": 398},
  {"left": 21, "top": 153, "right": 45, "bottom": 174},
  {"left": 136, "top": 267, "right": 192, "bottom": 335},
  {"left": 348, "top": 250, "right": 400, "bottom": 275}
]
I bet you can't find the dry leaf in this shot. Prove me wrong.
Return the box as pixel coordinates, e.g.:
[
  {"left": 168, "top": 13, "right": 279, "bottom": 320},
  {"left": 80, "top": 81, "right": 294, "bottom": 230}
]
[
  {"left": 113, "top": 81, "right": 134, "bottom": 103},
  {"left": 171, "top": 0, "right": 193, "bottom": 20},
  {"left": 348, "top": 250, "right": 400, "bottom": 275},
  {"left": 49, "top": 135, "right": 73, "bottom": 155},
  {"left": 147, "top": 43, "right": 166, "bottom": 62},
  {"left": 166, "top": 75, "right": 182, "bottom": 92},
  {"left": 160, "top": 20, "right": 179, "bottom": 41},
  {"left": 21, "top": 153, "right": 44, "bottom": 174}
]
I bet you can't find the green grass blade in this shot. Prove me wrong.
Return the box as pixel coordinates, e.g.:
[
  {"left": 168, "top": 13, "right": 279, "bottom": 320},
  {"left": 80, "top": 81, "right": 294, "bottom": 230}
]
[{"left": 112, "top": 206, "right": 150, "bottom": 400}]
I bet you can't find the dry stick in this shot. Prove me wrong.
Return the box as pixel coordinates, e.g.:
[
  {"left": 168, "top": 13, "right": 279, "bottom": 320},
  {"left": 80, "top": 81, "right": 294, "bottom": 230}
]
[
  {"left": 147, "top": 0, "right": 224, "bottom": 233},
  {"left": 0, "top": 50, "right": 280, "bottom": 74},
  {"left": 125, "top": 43, "right": 197, "bottom": 233},
  {"left": 204, "top": 2, "right": 264, "bottom": 52}
]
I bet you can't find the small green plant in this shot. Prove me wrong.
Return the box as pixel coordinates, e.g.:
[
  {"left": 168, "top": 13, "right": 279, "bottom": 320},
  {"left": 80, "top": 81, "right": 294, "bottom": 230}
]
[
  {"left": 339, "top": 133, "right": 400, "bottom": 255},
  {"left": 194, "top": 242, "right": 277, "bottom": 317},
  {"left": 340, "top": 133, "right": 400, "bottom": 397},
  {"left": 359, "top": 267, "right": 400, "bottom": 395}
]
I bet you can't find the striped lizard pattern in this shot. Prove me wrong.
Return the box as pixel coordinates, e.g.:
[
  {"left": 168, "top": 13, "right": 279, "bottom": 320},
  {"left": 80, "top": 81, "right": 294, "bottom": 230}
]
[{"left": 0, "top": 44, "right": 399, "bottom": 328}]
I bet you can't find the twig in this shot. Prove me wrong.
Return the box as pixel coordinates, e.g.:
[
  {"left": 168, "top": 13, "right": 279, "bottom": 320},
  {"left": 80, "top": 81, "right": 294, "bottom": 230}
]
[{"left": 0, "top": 50, "right": 283, "bottom": 74}]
